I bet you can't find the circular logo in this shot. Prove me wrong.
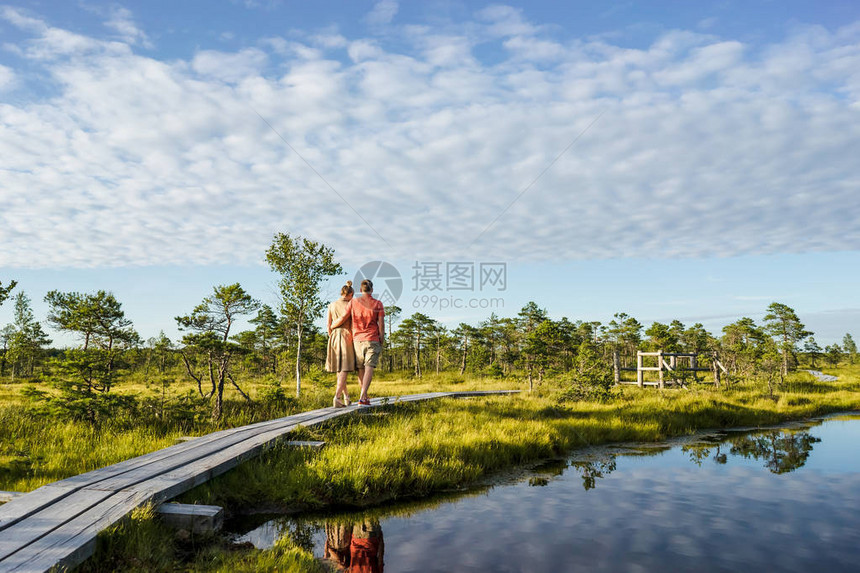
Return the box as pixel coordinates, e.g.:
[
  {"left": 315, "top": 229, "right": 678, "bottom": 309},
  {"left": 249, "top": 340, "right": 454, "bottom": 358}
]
[{"left": 354, "top": 261, "right": 402, "bottom": 306}]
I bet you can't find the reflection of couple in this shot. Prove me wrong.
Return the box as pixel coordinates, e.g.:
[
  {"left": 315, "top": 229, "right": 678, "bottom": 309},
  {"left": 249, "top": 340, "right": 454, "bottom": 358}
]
[
  {"left": 326, "top": 279, "right": 385, "bottom": 407},
  {"left": 324, "top": 519, "right": 385, "bottom": 572}
]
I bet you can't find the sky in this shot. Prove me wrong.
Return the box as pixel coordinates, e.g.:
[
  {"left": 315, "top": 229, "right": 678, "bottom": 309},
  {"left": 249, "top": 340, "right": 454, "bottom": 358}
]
[{"left": 0, "top": 0, "right": 858, "bottom": 346}]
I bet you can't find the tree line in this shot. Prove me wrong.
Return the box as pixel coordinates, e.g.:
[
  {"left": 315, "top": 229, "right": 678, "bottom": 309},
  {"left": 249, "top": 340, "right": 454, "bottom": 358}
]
[
  {"left": 1, "top": 240, "right": 857, "bottom": 424},
  {"left": 383, "top": 301, "right": 855, "bottom": 391}
]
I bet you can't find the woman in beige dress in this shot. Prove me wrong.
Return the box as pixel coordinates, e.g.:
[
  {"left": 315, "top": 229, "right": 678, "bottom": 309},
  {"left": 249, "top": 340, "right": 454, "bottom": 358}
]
[{"left": 326, "top": 281, "right": 355, "bottom": 407}]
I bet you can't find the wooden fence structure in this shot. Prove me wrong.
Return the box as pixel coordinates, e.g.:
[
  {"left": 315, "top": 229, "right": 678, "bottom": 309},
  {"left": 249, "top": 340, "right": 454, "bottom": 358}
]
[
  {"left": 614, "top": 351, "right": 727, "bottom": 388},
  {"left": 0, "top": 390, "right": 517, "bottom": 573}
]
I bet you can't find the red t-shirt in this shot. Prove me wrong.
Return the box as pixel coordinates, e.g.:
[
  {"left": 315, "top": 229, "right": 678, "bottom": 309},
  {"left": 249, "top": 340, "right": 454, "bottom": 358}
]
[
  {"left": 349, "top": 296, "right": 385, "bottom": 342},
  {"left": 350, "top": 537, "right": 383, "bottom": 573}
]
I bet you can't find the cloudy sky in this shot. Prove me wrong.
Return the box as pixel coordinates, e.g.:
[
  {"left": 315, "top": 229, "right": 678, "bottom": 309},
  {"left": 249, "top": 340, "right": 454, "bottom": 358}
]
[{"left": 1, "top": 0, "right": 858, "bottom": 344}]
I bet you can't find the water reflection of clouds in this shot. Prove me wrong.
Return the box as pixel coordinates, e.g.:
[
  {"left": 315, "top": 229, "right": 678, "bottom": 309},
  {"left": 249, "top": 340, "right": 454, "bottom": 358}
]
[
  {"left": 380, "top": 466, "right": 860, "bottom": 572},
  {"left": 375, "top": 423, "right": 860, "bottom": 572},
  {"left": 242, "top": 417, "right": 860, "bottom": 572}
]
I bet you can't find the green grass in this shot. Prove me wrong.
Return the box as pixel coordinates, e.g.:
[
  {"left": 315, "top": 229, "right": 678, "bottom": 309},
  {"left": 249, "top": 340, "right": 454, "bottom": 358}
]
[
  {"left": 0, "top": 368, "right": 515, "bottom": 492},
  {"left": 3, "top": 363, "right": 860, "bottom": 571},
  {"left": 76, "top": 504, "right": 325, "bottom": 573},
  {"left": 184, "top": 369, "right": 860, "bottom": 512}
]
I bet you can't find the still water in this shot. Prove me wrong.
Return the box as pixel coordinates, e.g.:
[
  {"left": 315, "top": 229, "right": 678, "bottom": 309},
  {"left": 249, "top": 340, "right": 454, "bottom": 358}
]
[{"left": 233, "top": 413, "right": 860, "bottom": 572}]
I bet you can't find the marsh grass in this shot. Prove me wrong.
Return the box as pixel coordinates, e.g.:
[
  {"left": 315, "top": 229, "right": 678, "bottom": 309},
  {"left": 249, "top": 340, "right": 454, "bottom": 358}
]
[
  {"left": 77, "top": 504, "right": 324, "bottom": 573},
  {"left": 0, "top": 369, "right": 516, "bottom": 492},
  {"left": 3, "top": 365, "right": 860, "bottom": 571},
  {"left": 184, "top": 370, "right": 860, "bottom": 513}
]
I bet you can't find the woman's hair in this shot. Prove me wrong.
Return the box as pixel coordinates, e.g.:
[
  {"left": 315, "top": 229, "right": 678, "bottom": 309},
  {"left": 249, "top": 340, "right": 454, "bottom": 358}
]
[
  {"left": 341, "top": 280, "right": 354, "bottom": 296},
  {"left": 360, "top": 279, "right": 373, "bottom": 293}
]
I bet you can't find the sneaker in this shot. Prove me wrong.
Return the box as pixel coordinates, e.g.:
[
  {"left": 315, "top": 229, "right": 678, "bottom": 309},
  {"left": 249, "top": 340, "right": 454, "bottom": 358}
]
[{"left": 358, "top": 399, "right": 371, "bottom": 406}]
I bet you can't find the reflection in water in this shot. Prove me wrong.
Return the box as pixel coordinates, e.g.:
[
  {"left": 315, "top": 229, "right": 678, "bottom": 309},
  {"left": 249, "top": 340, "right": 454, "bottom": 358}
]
[
  {"left": 728, "top": 431, "right": 821, "bottom": 474},
  {"left": 570, "top": 458, "right": 617, "bottom": 490},
  {"left": 681, "top": 430, "right": 820, "bottom": 474},
  {"left": 324, "top": 519, "right": 385, "bottom": 572},
  {"left": 234, "top": 416, "right": 860, "bottom": 573},
  {"left": 528, "top": 456, "right": 618, "bottom": 490},
  {"left": 681, "top": 442, "right": 729, "bottom": 466}
]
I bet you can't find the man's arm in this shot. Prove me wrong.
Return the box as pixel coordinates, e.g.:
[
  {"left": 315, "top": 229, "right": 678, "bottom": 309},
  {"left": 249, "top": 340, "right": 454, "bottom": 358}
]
[
  {"left": 331, "top": 301, "right": 351, "bottom": 329},
  {"left": 377, "top": 310, "right": 385, "bottom": 343}
]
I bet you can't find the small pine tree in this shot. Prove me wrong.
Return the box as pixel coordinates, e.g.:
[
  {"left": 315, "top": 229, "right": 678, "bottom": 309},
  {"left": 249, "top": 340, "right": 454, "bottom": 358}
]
[{"left": 843, "top": 334, "right": 858, "bottom": 364}]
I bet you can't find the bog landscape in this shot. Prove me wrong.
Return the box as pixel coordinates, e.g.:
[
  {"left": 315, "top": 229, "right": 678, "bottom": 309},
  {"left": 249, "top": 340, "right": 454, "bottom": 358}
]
[{"left": 1, "top": 1, "right": 859, "bottom": 572}]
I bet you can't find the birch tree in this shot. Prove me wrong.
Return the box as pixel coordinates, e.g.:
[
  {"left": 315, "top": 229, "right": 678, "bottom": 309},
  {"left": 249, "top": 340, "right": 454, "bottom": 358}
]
[{"left": 265, "top": 233, "right": 342, "bottom": 397}]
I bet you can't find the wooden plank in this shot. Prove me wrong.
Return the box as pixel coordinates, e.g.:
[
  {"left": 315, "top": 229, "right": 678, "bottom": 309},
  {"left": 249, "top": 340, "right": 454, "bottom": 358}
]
[
  {"left": 1, "top": 410, "right": 341, "bottom": 560},
  {"left": 117, "top": 413, "right": 348, "bottom": 501},
  {"left": 0, "top": 489, "right": 115, "bottom": 564},
  {"left": 55, "top": 405, "right": 335, "bottom": 490},
  {"left": 85, "top": 409, "right": 343, "bottom": 493},
  {"left": 0, "top": 485, "right": 80, "bottom": 533},
  {"left": 56, "top": 423, "right": 269, "bottom": 488},
  {"left": 285, "top": 441, "right": 325, "bottom": 449},
  {"left": 662, "top": 353, "right": 698, "bottom": 357},
  {"left": 0, "top": 390, "right": 518, "bottom": 572},
  {"left": 613, "top": 351, "right": 621, "bottom": 385},
  {"left": 0, "top": 414, "right": 314, "bottom": 531},
  {"left": 119, "top": 434, "right": 293, "bottom": 503},
  {"left": 447, "top": 391, "right": 519, "bottom": 397},
  {"left": 156, "top": 503, "right": 223, "bottom": 534},
  {"left": 120, "top": 394, "right": 506, "bottom": 502},
  {"left": 0, "top": 493, "right": 23, "bottom": 504},
  {"left": 0, "top": 411, "right": 337, "bottom": 569},
  {"left": 2, "top": 490, "right": 149, "bottom": 573}
]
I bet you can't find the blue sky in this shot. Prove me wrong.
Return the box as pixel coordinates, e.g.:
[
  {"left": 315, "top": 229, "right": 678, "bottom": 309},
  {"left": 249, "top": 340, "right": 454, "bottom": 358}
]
[{"left": 0, "top": 0, "right": 858, "bottom": 346}]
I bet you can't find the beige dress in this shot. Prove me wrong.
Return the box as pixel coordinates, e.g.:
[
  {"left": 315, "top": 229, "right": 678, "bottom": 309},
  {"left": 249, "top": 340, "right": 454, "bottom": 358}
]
[{"left": 326, "top": 299, "right": 355, "bottom": 372}]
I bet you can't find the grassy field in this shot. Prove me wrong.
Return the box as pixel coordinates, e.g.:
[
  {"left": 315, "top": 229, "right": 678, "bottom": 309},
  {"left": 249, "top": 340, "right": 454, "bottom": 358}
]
[
  {"left": 0, "top": 369, "right": 513, "bottom": 492},
  {"left": 2, "top": 363, "right": 859, "bottom": 571}
]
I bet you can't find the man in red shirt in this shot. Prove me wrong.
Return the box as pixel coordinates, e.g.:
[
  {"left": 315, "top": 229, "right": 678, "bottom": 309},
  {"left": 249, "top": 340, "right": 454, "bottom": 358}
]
[{"left": 333, "top": 279, "right": 385, "bottom": 405}]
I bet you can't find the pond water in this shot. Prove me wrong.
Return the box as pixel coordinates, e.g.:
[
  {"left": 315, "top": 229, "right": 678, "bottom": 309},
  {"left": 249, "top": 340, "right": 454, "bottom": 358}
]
[{"left": 232, "top": 413, "right": 860, "bottom": 572}]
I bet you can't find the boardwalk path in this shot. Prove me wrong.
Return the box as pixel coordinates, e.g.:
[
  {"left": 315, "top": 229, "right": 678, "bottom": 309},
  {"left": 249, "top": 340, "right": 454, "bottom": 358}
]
[
  {"left": 803, "top": 369, "right": 839, "bottom": 382},
  {"left": 0, "top": 390, "right": 517, "bottom": 573}
]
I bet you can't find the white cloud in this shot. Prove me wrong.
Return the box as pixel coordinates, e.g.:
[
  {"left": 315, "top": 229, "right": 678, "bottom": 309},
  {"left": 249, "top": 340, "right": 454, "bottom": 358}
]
[
  {"left": 654, "top": 41, "right": 744, "bottom": 85},
  {"left": 104, "top": 6, "right": 152, "bottom": 48},
  {"left": 0, "top": 6, "right": 47, "bottom": 33},
  {"left": 476, "top": 5, "right": 538, "bottom": 37},
  {"left": 347, "top": 39, "right": 384, "bottom": 62},
  {"left": 192, "top": 48, "right": 268, "bottom": 82},
  {"left": 0, "top": 8, "right": 859, "bottom": 269},
  {"left": 0, "top": 64, "right": 14, "bottom": 90},
  {"left": 366, "top": 0, "right": 398, "bottom": 26},
  {"left": 1, "top": 8, "right": 128, "bottom": 60},
  {"left": 234, "top": 0, "right": 283, "bottom": 9}
]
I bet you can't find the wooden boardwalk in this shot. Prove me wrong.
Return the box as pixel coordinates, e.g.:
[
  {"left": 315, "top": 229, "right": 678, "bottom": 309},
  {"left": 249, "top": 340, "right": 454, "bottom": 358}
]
[{"left": 0, "top": 390, "right": 517, "bottom": 573}]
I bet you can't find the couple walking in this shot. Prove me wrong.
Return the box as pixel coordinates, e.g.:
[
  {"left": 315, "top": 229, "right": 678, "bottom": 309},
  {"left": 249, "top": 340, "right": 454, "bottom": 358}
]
[{"left": 326, "top": 279, "right": 385, "bottom": 407}]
